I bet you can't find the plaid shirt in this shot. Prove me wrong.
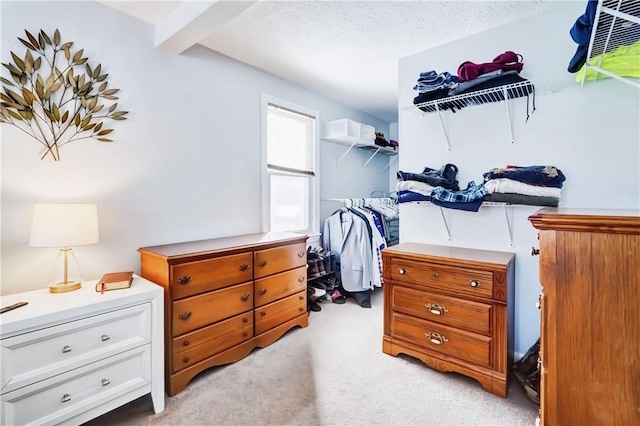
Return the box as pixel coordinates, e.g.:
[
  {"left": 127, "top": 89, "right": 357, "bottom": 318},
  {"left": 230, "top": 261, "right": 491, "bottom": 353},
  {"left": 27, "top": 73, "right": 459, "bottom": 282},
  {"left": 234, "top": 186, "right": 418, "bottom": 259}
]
[{"left": 431, "top": 181, "right": 487, "bottom": 203}]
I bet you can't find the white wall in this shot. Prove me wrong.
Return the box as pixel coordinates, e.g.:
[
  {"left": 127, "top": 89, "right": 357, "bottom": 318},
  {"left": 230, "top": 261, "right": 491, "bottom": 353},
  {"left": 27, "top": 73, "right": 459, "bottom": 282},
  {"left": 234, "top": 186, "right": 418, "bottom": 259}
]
[
  {"left": 398, "top": 2, "right": 640, "bottom": 356},
  {"left": 0, "top": 0, "right": 391, "bottom": 295}
]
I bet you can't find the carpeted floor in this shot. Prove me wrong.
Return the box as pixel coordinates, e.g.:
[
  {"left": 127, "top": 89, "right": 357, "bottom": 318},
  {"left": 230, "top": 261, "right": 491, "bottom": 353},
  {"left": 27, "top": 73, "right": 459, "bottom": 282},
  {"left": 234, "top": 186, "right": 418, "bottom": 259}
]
[{"left": 84, "top": 289, "right": 538, "bottom": 426}]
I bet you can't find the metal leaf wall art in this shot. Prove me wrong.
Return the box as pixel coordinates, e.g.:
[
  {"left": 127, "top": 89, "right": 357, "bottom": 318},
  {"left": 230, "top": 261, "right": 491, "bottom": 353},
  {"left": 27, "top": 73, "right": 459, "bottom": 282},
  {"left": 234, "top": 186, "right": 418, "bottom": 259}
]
[{"left": 0, "top": 29, "right": 128, "bottom": 161}]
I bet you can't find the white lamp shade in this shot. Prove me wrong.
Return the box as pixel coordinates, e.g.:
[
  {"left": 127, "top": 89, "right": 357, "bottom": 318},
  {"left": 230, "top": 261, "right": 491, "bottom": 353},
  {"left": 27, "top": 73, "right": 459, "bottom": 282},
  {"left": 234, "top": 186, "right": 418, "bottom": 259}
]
[{"left": 29, "top": 203, "right": 99, "bottom": 248}]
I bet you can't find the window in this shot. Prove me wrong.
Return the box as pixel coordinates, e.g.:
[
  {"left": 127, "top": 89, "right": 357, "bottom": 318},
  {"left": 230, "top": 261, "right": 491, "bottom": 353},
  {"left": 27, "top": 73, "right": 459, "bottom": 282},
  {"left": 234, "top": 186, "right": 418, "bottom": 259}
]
[{"left": 262, "top": 95, "right": 318, "bottom": 236}]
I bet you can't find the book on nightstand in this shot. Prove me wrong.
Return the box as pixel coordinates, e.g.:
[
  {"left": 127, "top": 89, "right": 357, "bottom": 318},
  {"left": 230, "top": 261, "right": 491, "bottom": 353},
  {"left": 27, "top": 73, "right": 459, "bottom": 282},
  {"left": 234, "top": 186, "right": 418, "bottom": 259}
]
[{"left": 96, "top": 271, "right": 134, "bottom": 292}]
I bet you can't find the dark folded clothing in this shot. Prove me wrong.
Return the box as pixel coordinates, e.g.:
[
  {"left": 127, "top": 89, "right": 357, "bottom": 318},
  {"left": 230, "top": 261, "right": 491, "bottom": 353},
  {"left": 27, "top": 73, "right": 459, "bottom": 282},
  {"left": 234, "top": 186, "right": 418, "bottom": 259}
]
[
  {"left": 484, "top": 193, "right": 559, "bottom": 207},
  {"left": 431, "top": 197, "right": 483, "bottom": 212},
  {"left": 483, "top": 165, "right": 566, "bottom": 188},
  {"left": 397, "top": 164, "right": 459, "bottom": 191},
  {"left": 396, "top": 190, "right": 431, "bottom": 204}
]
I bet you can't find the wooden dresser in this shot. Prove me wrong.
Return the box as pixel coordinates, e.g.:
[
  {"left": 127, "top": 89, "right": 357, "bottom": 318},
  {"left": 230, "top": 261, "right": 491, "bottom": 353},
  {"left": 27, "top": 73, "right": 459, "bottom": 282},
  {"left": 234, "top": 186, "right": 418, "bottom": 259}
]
[
  {"left": 382, "top": 242, "right": 515, "bottom": 397},
  {"left": 529, "top": 208, "right": 640, "bottom": 426},
  {"left": 139, "top": 231, "right": 308, "bottom": 396}
]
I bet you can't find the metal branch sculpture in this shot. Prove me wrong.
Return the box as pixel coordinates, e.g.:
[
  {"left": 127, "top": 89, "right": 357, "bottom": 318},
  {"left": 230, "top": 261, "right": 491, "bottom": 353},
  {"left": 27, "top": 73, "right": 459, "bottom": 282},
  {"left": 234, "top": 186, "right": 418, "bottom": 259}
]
[{"left": 0, "top": 29, "right": 128, "bottom": 161}]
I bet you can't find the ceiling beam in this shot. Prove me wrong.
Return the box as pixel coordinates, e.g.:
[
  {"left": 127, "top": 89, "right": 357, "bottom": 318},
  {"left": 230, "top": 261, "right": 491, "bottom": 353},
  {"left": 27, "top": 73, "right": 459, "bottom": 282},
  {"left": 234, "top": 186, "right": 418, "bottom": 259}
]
[{"left": 155, "top": 0, "right": 260, "bottom": 54}]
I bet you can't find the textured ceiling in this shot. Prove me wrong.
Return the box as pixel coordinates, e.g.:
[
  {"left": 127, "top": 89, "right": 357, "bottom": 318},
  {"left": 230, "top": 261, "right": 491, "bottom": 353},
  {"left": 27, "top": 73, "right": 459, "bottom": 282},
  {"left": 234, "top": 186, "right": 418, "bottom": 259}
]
[{"left": 100, "top": 0, "right": 564, "bottom": 123}]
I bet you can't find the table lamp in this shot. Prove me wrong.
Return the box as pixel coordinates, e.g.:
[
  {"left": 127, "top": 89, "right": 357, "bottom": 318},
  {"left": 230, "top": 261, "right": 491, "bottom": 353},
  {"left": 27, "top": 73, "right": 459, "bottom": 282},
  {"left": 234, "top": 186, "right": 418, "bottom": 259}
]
[{"left": 29, "top": 203, "right": 99, "bottom": 293}]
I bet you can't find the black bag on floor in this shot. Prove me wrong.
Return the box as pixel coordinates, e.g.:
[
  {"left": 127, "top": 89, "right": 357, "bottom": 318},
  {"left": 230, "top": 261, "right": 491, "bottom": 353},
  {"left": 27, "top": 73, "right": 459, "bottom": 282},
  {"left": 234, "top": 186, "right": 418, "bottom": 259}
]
[{"left": 513, "top": 338, "right": 540, "bottom": 405}]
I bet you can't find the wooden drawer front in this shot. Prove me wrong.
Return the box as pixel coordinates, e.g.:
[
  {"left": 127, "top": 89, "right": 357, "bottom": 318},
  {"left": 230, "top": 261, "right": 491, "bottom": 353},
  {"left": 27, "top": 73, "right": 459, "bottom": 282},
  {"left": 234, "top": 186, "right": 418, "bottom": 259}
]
[
  {"left": 389, "top": 258, "right": 493, "bottom": 299},
  {"left": 170, "top": 252, "right": 253, "bottom": 300},
  {"left": 171, "top": 312, "right": 253, "bottom": 373},
  {"left": 1, "top": 304, "right": 150, "bottom": 394},
  {"left": 392, "top": 286, "right": 492, "bottom": 336},
  {"left": 254, "top": 266, "right": 307, "bottom": 307},
  {"left": 391, "top": 313, "right": 491, "bottom": 368},
  {"left": 1, "top": 345, "right": 150, "bottom": 426},
  {"left": 254, "top": 291, "right": 306, "bottom": 335},
  {"left": 254, "top": 242, "right": 307, "bottom": 279},
  {"left": 172, "top": 282, "right": 253, "bottom": 336}
]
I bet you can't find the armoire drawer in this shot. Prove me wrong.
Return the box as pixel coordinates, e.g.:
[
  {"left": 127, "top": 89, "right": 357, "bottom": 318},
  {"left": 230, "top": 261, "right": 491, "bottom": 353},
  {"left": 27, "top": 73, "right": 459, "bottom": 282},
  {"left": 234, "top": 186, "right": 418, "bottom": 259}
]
[
  {"left": 172, "top": 282, "right": 253, "bottom": 336},
  {"left": 392, "top": 285, "right": 492, "bottom": 336},
  {"left": 254, "top": 291, "right": 306, "bottom": 335},
  {"left": 391, "top": 312, "right": 492, "bottom": 368},
  {"left": 389, "top": 258, "right": 493, "bottom": 299},
  {"left": 254, "top": 265, "right": 307, "bottom": 307},
  {"left": 1, "top": 345, "right": 151, "bottom": 426},
  {"left": 171, "top": 312, "right": 254, "bottom": 373},
  {"left": 170, "top": 252, "right": 253, "bottom": 300},
  {"left": 1, "top": 304, "right": 151, "bottom": 394},
  {"left": 253, "top": 242, "right": 306, "bottom": 279}
]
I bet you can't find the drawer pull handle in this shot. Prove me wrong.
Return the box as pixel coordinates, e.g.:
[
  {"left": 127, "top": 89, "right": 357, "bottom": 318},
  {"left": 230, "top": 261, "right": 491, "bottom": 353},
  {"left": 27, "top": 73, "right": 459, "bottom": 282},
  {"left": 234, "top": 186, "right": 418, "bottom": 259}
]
[
  {"left": 179, "top": 311, "right": 192, "bottom": 320},
  {"left": 101, "top": 334, "right": 110, "bottom": 342},
  {"left": 183, "top": 340, "right": 190, "bottom": 346},
  {"left": 298, "top": 276, "right": 305, "bottom": 282},
  {"left": 398, "top": 268, "right": 407, "bottom": 275},
  {"left": 241, "top": 294, "right": 250, "bottom": 302},
  {"left": 62, "top": 393, "right": 71, "bottom": 403},
  {"left": 536, "top": 294, "right": 542, "bottom": 310},
  {"left": 299, "top": 307, "right": 304, "bottom": 312},
  {"left": 432, "top": 272, "right": 439, "bottom": 278},
  {"left": 239, "top": 264, "right": 250, "bottom": 271},
  {"left": 183, "top": 357, "right": 189, "bottom": 363},
  {"left": 531, "top": 247, "right": 540, "bottom": 256},
  {"left": 258, "top": 260, "right": 268, "bottom": 267},
  {"left": 62, "top": 345, "right": 72, "bottom": 353},
  {"left": 298, "top": 251, "right": 305, "bottom": 258},
  {"left": 243, "top": 331, "right": 249, "bottom": 337},
  {"left": 425, "top": 332, "right": 448, "bottom": 345},
  {"left": 258, "top": 288, "right": 267, "bottom": 296},
  {"left": 469, "top": 280, "right": 480, "bottom": 288},
  {"left": 243, "top": 317, "right": 249, "bottom": 323},
  {"left": 101, "top": 378, "right": 110, "bottom": 387},
  {"left": 260, "top": 311, "right": 266, "bottom": 316},
  {"left": 425, "top": 303, "right": 448, "bottom": 315},
  {"left": 178, "top": 276, "right": 192, "bottom": 285},
  {"left": 299, "top": 295, "right": 304, "bottom": 300}
]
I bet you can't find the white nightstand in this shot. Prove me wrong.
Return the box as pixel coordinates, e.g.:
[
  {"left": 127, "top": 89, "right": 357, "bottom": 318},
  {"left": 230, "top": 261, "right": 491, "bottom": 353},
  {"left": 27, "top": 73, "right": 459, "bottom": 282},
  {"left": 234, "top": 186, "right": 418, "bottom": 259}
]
[{"left": 0, "top": 275, "right": 164, "bottom": 425}]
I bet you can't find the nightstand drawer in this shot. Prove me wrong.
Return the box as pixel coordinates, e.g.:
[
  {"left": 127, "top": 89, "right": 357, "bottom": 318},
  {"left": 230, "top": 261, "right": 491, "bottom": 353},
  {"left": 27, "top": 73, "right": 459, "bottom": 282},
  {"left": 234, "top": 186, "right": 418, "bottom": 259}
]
[
  {"left": 170, "top": 252, "right": 253, "bottom": 300},
  {"left": 391, "top": 312, "right": 491, "bottom": 368},
  {"left": 172, "top": 282, "right": 253, "bottom": 336},
  {"left": 171, "top": 312, "right": 253, "bottom": 373},
  {"left": 253, "top": 242, "right": 306, "bottom": 279},
  {"left": 1, "top": 304, "right": 151, "bottom": 394},
  {"left": 389, "top": 258, "right": 493, "bottom": 299},
  {"left": 254, "top": 266, "right": 307, "bottom": 307},
  {"left": 392, "top": 286, "right": 492, "bottom": 335},
  {"left": 1, "top": 345, "right": 151, "bottom": 426},
  {"left": 254, "top": 291, "right": 306, "bottom": 335}
]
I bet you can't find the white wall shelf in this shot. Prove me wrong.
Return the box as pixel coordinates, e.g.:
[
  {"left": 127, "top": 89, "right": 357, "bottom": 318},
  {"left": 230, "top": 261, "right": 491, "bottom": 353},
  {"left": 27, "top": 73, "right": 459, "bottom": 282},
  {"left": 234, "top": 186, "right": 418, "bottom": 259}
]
[
  {"left": 322, "top": 119, "right": 398, "bottom": 171},
  {"left": 402, "top": 76, "right": 561, "bottom": 149},
  {"left": 580, "top": 0, "right": 640, "bottom": 89}
]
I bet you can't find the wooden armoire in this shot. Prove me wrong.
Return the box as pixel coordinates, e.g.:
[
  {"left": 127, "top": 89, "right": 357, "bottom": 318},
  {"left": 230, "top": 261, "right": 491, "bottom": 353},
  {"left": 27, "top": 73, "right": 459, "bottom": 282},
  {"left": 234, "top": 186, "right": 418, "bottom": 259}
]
[{"left": 528, "top": 208, "right": 640, "bottom": 426}]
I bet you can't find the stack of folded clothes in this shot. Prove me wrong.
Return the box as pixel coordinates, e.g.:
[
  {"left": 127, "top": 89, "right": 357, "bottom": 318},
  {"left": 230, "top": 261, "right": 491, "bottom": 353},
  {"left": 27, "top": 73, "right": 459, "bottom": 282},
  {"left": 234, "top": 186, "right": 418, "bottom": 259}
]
[
  {"left": 431, "top": 180, "right": 488, "bottom": 212},
  {"left": 396, "top": 163, "right": 459, "bottom": 203},
  {"left": 482, "top": 165, "right": 566, "bottom": 207}
]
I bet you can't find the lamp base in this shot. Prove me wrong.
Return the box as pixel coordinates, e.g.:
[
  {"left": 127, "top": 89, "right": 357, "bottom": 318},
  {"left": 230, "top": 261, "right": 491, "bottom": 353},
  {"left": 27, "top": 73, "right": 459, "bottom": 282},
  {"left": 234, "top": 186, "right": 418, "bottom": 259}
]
[{"left": 49, "top": 281, "right": 82, "bottom": 293}]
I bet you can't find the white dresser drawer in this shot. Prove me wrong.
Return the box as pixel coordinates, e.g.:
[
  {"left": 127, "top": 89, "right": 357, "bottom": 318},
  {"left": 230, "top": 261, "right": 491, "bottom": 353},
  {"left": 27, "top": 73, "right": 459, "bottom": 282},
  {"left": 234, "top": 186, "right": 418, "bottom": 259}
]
[
  {"left": 1, "top": 345, "right": 151, "bottom": 426},
  {"left": 1, "top": 303, "right": 151, "bottom": 393}
]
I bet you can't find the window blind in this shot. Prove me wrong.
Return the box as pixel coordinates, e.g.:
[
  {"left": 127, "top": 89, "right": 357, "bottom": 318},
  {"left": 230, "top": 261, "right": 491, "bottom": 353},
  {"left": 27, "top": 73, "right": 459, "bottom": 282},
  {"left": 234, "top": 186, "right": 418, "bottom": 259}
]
[{"left": 267, "top": 103, "right": 315, "bottom": 176}]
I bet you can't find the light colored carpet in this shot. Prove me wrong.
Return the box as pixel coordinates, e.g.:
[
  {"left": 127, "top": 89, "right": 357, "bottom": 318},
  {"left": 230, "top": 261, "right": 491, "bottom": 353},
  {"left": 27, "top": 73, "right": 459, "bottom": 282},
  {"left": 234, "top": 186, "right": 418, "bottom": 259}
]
[{"left": 84, "top": 290, "right": 538, "bottom": 426}]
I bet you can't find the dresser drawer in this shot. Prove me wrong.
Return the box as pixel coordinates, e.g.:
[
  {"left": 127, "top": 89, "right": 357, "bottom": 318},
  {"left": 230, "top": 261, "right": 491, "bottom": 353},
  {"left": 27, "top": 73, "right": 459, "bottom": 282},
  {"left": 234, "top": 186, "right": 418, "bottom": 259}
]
[
  {"left": 389, "top": 258, "right": 493, "bottom": 299},
  {"left": 1, "top": 345, "right": 150, "bottom": 426},
  {"left": 1, "top": 304, "right": 150, "bottom": 394},
  {"left": 254, "top": 242, "right": 307, "bottom": 279},
  {"left": 171, "top": 312, "right": 253, "bottom": 373},
  {"left": 391, "top": 312, "right": 491, "bottom": 368},
  {"left": 392, "top": 286, "right": 492, "bottom": 335},
  {"left": 254, "top": 291, "right": 306, "bottom": 335},
  {"left": 254, "top": 266, "right": 307, "bottom": 307},
  {"left": 170, "top": 252, "right": 253, "bottom": 300},
  {"left": 172, "top": 282, "right": 253, "bottom": 336}
]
